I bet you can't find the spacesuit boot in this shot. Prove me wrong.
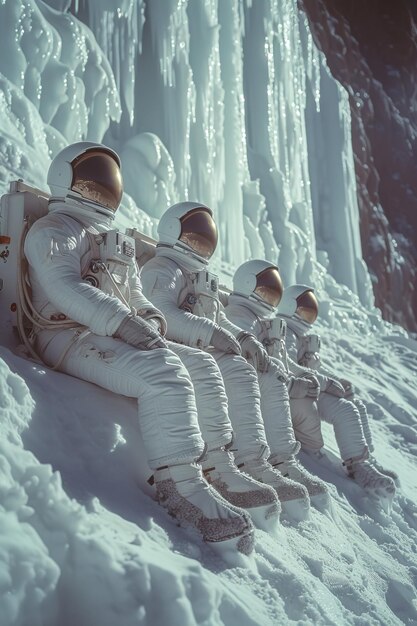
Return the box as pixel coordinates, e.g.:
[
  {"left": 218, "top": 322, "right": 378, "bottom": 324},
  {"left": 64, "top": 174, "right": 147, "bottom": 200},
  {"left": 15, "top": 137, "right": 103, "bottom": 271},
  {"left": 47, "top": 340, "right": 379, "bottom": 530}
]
[
  {"left": 369, "top": 457, "right": 399, "bottom": 485},
  {"left": 343, "top": 452, "right": 396, "bottom": 497},
  {"left": 272, "top": 456, "right": 331, "bottom": 512},
  {"left": 154, "top": 462, "right": 255, "bottom": 556},
  {"left": 354, "top": 401, "right": 400, "bottom": 485},
  {"left": 202, "top": 447, "right": 280, "bottom": 532},
  {"left": 240, "top": 455, "right": 310, "bottom": 522}
]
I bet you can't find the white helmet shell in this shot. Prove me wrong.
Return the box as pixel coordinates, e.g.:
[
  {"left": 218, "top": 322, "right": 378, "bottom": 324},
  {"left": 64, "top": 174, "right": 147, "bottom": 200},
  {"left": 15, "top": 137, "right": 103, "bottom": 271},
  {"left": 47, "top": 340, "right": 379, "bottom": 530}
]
[
  {"left": 157, "top": 201, "right": 212, "bottom": 245},
  {"left": 278, "top": 284, "right": 314, "bottom": 318},
  {"left": 47, "top": 141, "right": 121, "bottom": 218},
  {"left": 233, "top": 260, "right": 276, "bottom": 296},
  {"left": 157, "top": 201, "right": 216, "bottom": 269},
  {"left": 233, "top": 259, "right": 281, "bottom": 313}
]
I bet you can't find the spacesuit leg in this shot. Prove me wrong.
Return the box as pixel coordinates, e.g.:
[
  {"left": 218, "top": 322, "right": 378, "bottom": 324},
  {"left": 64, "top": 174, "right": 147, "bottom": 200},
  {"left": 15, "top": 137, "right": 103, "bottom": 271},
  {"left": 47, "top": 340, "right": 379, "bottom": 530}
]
[
  {"left": 318, "top": 393, "right": 396, "bottom": 496},
  {"left": 211, "top": 351, "right": 311, "bottom": 521},
  {"left": 257, "top": 362, "right": 298, "bottom": 462},
  {"left": 353, "top": 398, "right": 374, "bottom": 452},
  {"left": 353, "top": 397, "right": 399, "bottom": 484},
  {"left": 290, "top": 398, "right": 324, "bottom": 452},
  {"left": 259, "top": 362, "right": 330, "bottom": 508},
  {"left": 168, "top": 342, "right": 232, "bottom": 451},
  {"left": 40, "top": 330, "right": 256, "bottom": 552},
  {"left": 169, "top": 342, "right": 280, "bottom": 531},
  {"left": 318, "top": 392, "right": 367, "bottom": 461},
  {"left": 210, "top": 350, "right": 268, "bottom": 461},
  {"left": 41, "top": 330, "right": 204, "bottom": 467}
]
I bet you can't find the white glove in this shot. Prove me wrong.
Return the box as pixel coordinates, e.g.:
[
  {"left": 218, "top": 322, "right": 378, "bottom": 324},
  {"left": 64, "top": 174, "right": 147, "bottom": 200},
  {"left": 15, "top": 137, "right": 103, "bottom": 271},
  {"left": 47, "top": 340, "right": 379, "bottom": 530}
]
[
  {"left": 136, "top": 306, "right": 167, "bottom": 336},
  {"left": 299, "top": 352, "right": 321, "bottom": 369},
  {"left": 324, "top": 378, "right": 346, "bottom": 397},
  {"left": 210, "top": 325, "right": 241, "bottom": 355},
  {"left": 114, "top": 314, "right": 167, "bottom": 350},
  {"left": 237, "top": 332, "right": 270, "bottom": 373},
  {"left": 338, "top": 378, "right": 355, "bottom": 398},
  {"left": 288, "top": 375, "right": 320, "bottom": 399}
]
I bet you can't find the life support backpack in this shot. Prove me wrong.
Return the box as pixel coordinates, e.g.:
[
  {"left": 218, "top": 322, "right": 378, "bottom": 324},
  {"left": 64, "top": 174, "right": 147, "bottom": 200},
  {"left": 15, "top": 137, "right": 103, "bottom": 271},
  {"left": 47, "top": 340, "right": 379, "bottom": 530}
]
[
  {"left": 0, "top": 180, "right": 50, "bottom": 354},
  {"left": 0, "top": 180, "right": 161, "bottom": 360}
]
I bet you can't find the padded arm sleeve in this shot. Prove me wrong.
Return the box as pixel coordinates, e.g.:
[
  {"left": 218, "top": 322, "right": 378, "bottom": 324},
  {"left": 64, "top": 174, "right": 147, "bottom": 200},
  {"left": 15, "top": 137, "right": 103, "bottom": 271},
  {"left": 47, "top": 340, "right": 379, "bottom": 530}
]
[
  {"left": 141, "top": 257, "right": 215, "bottom": 348},
  {"left": 218, "top": 307, "right": 246, "bottom": 337},
  {"left": 286, "top": 328, "right": 328, "bottom": 388},
  {"left": 25, "top": 219, "right": 130, "bottom": 336},
  {"left": 223, "top": 304, "right": 262, "bottom": 337}
]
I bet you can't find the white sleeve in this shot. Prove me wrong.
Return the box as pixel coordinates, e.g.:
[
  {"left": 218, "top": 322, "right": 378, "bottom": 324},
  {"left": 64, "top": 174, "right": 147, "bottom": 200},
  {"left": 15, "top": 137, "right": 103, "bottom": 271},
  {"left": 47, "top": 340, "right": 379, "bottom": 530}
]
[
  {"left": 25, "top": 220, "right": 130, "bottom": 336},
  {"left": 285, "top": 329, "right": 299, "bottom": 362},
  {"left": 218, "top": 307, "right": 245, "bottom": 337},
  {"left": 141, "top": 257, "right": 215, "bottom": 348},
  {"left": 285, "top": 329, "right": 327, "bottom": 387},
  {"left": 223, "top": 304, "right": 262, "bottom": 337},
  {"left": 130, "top": 263, "right": 163, "bottom": 313}
]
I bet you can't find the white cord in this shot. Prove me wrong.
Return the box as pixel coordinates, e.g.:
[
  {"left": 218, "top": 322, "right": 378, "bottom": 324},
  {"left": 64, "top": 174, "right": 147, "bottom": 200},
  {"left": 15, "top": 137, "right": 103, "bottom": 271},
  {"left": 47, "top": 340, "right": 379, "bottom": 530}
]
[
  {"left": 16, "top": 220, "right": 85, "bottom": 367},
  {"left": 99, "top": 261, "right": 136, "bottom": 312},
  {"left": 18, "top": 222, "right": 79, "bottom": 330}
]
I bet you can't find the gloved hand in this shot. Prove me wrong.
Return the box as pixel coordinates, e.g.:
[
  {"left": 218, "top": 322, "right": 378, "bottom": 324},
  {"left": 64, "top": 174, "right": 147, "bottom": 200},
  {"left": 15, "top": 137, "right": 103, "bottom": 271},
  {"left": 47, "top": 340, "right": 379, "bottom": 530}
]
[
  {"left": 136, "top": 306, "right": 167, "bottom": 336},
  {"left": 288, "top": 375, "right": 320, "bottom": 399},
  {"left": 299, "top": 352, "right": 321, "bottom": 369},
  {"left": 338, "top": 378, "right": 355, "bottom": 398},
  {"left": 114, "top": 314, "right": 167, "bottom": 350},
  {"left": 210, "top": 325, "right": 241, "bottom": 355},
  {"left": 324, "top": 378, "right": 346, "bottom": 397},
  {"left": 147, "top": 318, "right": 161, "bottom": 332},
  {"left": 237, "top": 332, "right": 270, "bottom": 373}
]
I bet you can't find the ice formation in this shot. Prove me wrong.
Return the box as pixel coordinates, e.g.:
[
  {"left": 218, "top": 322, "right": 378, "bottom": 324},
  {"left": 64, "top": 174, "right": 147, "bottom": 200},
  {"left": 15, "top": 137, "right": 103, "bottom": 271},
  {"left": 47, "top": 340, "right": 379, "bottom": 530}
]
[{"left": 0, "top": 0, "right": 375, "bottom": 310}]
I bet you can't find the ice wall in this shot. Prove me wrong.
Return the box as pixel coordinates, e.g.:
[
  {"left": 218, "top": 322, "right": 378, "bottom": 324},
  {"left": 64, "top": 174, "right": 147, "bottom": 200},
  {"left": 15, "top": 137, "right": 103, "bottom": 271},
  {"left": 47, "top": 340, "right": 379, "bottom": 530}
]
[
  {"left": 0, "top": 0, "right": 376, "bottom": 309},
  {"left": 0, "top": 0, "right": 120, "bottom": 190}
]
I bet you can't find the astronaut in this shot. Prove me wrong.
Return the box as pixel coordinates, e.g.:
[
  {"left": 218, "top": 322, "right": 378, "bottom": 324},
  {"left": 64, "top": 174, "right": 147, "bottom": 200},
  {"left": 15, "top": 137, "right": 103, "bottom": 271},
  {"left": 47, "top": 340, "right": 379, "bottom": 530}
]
[
  {"left": 277, "top": 284, "right": 397, "bottom": 496},
  {"left": 23, "top": 142, "right": 256, "bottom": 556},
  {"left": 224, "top": 259, "right": 330, "bottom": 510},
  {"left": 141, "top": 202, "right": 330, "bottom": 521}
]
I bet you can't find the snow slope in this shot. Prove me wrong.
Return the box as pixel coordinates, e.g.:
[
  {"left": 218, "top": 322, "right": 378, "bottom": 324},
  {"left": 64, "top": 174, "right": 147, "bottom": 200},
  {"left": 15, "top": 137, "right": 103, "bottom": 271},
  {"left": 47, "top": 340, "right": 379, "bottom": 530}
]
[
  {"left": 0, "top": 1, "right": 417, "bottom": 625},
  {"left": 1, "top": 315, "right": 417, "bottom": 626}
]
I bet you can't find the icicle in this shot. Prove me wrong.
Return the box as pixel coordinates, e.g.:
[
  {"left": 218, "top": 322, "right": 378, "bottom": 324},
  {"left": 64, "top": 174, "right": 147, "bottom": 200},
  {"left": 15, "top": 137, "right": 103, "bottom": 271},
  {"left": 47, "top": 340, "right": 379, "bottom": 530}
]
[
  {"left": 24, "top": 0, "right": 374, "bottom": 307},
  {"left": 299, "top": 12, "right": 321, "bottom": 112},
  {"left": 75, "top": 0, "right": 145, "bottom": 128},
  {"left": 143, "top": 0, "right": 195, "bottom": 198}
]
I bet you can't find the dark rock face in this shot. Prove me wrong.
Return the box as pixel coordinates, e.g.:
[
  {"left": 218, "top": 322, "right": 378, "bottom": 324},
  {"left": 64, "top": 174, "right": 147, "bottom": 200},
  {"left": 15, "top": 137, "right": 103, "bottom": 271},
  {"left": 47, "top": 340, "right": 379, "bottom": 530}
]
[{"left": 300, "top": 0, "right": 417, "bottom": 331}]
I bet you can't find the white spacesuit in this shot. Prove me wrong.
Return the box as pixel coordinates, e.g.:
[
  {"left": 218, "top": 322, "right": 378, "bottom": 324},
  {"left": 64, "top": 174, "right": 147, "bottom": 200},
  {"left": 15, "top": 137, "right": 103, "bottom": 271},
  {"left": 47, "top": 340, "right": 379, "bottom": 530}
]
[
  {"left": 23, "top": 142, "right": 256, "bottom": 555},
  {"left": 278, "top": 284, "right": 397, "bottom": 495},
  {"left": 224, "top": 260, "right": 330, "bottom": 510},
  {"left": 141, "top": 202, "right": 328, "bottom": 520}
]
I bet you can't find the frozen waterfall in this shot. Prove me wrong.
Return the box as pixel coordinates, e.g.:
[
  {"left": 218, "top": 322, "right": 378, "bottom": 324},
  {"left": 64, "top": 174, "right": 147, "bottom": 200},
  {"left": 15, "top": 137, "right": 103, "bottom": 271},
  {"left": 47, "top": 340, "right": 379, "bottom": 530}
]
[{"left": 0, "top": 0, "right": 375, "bottom": 311}]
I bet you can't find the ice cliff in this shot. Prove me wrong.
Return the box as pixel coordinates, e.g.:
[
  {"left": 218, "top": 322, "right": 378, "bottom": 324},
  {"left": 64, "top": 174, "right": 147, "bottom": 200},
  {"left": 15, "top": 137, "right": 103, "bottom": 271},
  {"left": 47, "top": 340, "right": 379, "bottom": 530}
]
[
  {"left": 0, "top": 0, "right": 378, "bottom": 322},
  {"left": 301, "top": 0, "right": 417, "bottom": 331}
]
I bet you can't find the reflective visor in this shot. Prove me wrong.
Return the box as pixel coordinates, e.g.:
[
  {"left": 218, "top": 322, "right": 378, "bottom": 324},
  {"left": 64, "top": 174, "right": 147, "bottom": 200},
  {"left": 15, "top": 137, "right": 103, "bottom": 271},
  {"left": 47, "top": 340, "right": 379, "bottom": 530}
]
[
  {"left": 179, "top": 208, "right": 218, "bottom": 259},
  {"left": 71, "top": 149, "right": 123, "bottom": 211},
  {"left": 254, "top": 267, "right": 283, "bottom": 307},
  {"left": 296, "top": 290, "right": 318, "bottom": 323}
]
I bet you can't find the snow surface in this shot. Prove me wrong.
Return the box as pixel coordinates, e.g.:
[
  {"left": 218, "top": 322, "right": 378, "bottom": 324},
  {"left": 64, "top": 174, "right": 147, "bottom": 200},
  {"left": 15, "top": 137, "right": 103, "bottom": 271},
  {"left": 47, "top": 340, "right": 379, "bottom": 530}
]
[
  {"left": 1, "top": 322, "right": 417, "bottom": 626},
  {"left": 0, "top": 1, "right": 417, "bottom": 625}
]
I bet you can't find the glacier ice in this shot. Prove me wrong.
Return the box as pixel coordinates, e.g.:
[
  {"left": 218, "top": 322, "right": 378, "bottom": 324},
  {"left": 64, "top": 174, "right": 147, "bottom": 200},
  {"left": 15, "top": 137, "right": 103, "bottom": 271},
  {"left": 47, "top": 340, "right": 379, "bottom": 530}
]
[{"left": 0, "top": 0, "right": 378, "bottom": 315}]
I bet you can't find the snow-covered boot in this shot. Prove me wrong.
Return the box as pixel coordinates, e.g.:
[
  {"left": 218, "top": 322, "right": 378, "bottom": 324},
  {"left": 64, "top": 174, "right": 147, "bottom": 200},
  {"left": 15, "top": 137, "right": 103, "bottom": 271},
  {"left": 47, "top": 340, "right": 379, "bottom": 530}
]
[
  {"left": 240, "top": 457, "right": 310, "bottom": 522},
  {"left": 369, "top": 456, "right": 400, "bottom": 486},
  {"left": 202, "top": 447, "right": 280, "bottom": 532},
  {"left": 343, "top": 455, "right": 396, "bottom": 497},
  {"left": 272, "top": 456, "right": 331, "bottom": 512},
  {"left": 154, "top": 463, "right": 254, "bottom": 558}
]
